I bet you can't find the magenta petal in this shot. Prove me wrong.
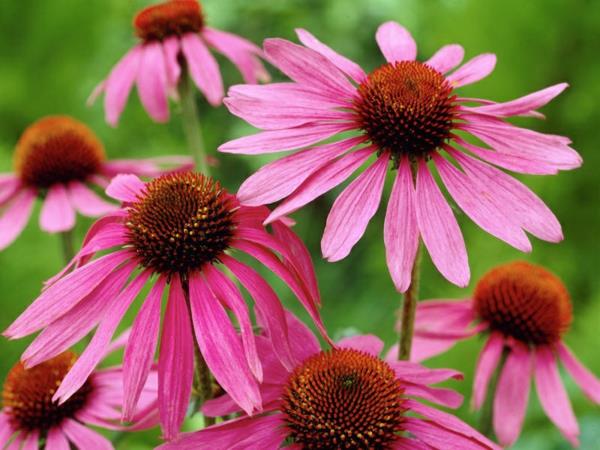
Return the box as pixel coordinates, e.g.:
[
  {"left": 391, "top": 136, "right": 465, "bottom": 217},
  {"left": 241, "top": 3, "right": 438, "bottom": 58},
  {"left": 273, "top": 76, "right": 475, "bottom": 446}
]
[
  {"left": 105, "top": 174, "right": 145, "bottom": 203},
  {"left": 295, "top": 28, "right": 366, "bottom": 83},
  {"left": 375, "top": 21, "right": 417, "bottom": 62},
  {"left": 447, "top": 53, "right": 496, "bottom": 87},
  {"left": 39, "top": 183, "right": 75, "bottom": 232},
  {"left": 137, "top": 42, "right": 169, "bottom": 122},
  {"left": 426, "top": 44, "right": 465, "bottom": 73},
  {"left": 534, "top": 346, "right": 579, "bottom": 446},
  {"left": 188, "top": 273, "right": 261, "bottom": 415},
  {"left": 403, "top": 417, "right": 496, "bottom": 450},
  {"left": 20, "top": 430, "right": 39, "bottom": 450},
  {"left": 181, "top": 32, "right": 223, "bottom": 106},
  {"left": 46, "top": 427, "right": 70, "bottom": 450},
  {"left": 159, "top": 276, "right": 195, "bottom": 441},
  {"left": 472, "top": 331, "right": 504, "bottom": 410},
  {"left": 122, "top": 276, "right": 166, "bottom": 421},
  {"left": 493, "top": 342, "right": 532, "bottom": 447},
  {"left": 162, "top": 36, "right": 181, "bottom": 89},
  {"left": 68, "top": 181, "right": 117, "bottom": 217},
  {"left": 404, "top": 383, "right": 463, "bottom": 409},
  {"left": 238, "top": 137, "right": 362, "bottom": 206},
  {"left": 389, "top": 361, "right": 463, "bottom": 385},
  {"left": 384, "top": 156, "right": 419, "bottom": 292},
  {"left": 61, "top": 419, "right": 112, "bottom": 450},
  {"left": 104, "top": 45, "right": 142, "bottom": 126},
  {"left": 0, "top": 187, "right": 36, "bottom": 251},
  {"left": 557, "top": 342, "right": 600, "bottom": 404},
  {"left": 415, "top": 160, "right": 469, "bottom": 287},
  {"left": 322, "top": 153, "right": 389, "bottom": 262},
  {"left": 337, "top": 334, "right": 384, "bottom": 356}
]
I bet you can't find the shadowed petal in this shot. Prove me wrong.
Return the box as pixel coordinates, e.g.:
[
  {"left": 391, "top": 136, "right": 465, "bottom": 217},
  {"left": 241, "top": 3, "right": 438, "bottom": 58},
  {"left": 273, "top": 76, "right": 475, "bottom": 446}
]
[
  {"left": 472, "top": 331, "right": 504, "bottom": 409},
  {"left": 137, "top": 41, "right": 169, "bottom": 122},
  {"left": 62, "top": 419, "right": 112, "bottom": 450}
]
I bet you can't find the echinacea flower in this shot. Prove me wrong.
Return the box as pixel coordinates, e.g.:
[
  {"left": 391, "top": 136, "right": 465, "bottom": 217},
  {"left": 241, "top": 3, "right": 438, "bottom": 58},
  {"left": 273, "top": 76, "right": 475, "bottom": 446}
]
[
  {"left": 159, "top": 312, "right": 499, "bottom": 450},
  {"left": 4, "top": 171, "right": 326, "bottom": 441},
  {"left": 91, "top": 0, "right": 268, "bottom": 126},
  {"left": 0, "top": 336, "right": 158, "bottom": 450},
  {"left": 410, "top": 261, "right": 600, "bottom": 447},
  {"left": 0, "top": 115, "right": 191, "bottom": 251},
  {"left": 220, "top": 22, "right": 582, "bottom": 291}
]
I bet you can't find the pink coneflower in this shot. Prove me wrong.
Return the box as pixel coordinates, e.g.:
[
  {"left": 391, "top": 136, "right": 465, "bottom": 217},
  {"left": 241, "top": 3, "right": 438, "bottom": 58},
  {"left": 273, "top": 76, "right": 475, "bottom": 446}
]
[
  {"left": 159, "top": 312, "right": 500, "bottom": 450},
  {"left": 410, "top": 261, "right": 600, "bottom": 447},
  {"left": 0, "top": 338, "right": 158, "bottom": 449},
  {"left": 220, "top": 22, "right": 582, "bottom": 291},
  {"left": 91, "top": 0, "right": 268, "bottom": 126},
  {"left": 0, "top": 115, "right": 191, "bottom": 251},
  {"left": 4, "top": 171, "right": 326, "bottom": 441}
]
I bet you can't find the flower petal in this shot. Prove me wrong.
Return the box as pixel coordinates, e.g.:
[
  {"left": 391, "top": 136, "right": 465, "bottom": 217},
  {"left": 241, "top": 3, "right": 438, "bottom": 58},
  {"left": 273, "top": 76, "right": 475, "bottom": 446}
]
[
  {"left": 105, "top": 174, "right": 145, "bottom": 203},
  {"left": 0, "top": 187, "right": 36, "bottom": 251},
  {"left": 472, "top": 331, "right": 505, "bottom": 409},
  {"left": 46, "top": 427, "right": 70, "bottom": 450},
  {"left": 62, "top": 419, "right": 112, "bottom": 450},
  {"left": 181, "top": 32, "right": 224, "bottom": 106},
  {"left": 426, "top": 44, "right": 464, "bottom": 73},
  {"left": 137, "top": 41, "right": 169, "bottom": 122},
  {"left": 375, "top": 21, "right": 417, "bottom": 62},
  {"left": 104, "top": 46, "right": 143, "bottom": 126},
  {"left": 162, "top": 35, "right": 181, "bottom": 89},
  {"left": 447, "top": 53, "right": 496, "bottom": 87},
  {"left": 39, "top": 183, "right": 75, "bottom": 232},
  {"left": 557, "top": 342, "right": 600, "bottom": 404},
  {"left": 67, "top": 181, "right": 117, "bottom": 217},
  {"left": 336, "top": 334, "right": 384, "bottom": 356}
]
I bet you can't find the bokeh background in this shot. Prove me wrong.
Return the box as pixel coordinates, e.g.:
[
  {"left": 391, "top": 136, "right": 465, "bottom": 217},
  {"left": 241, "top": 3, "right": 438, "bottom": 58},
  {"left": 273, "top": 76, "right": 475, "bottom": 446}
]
[{"left": 1, "top": 0, "right": 599, "bottom": 448}]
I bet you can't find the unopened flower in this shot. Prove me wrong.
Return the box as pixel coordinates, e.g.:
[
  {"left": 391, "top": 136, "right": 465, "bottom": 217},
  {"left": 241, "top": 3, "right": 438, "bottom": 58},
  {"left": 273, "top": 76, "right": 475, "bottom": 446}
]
[
  {"left": 0, "top": 115, "right": 191, "bottom": 251},
  {"left": 4, "top": 171, "right": 326, "bottom": 441},
  {"left": 221, "top": 22, "right": 581, "bottom": 291},
  {"left": 91, "top": 0, "right": 268, "bottom": 126},
  {"left": 410, "top": 261, "right": 600, "bottom": 447},
  {"left": 0, "top": 337, "right": 158, "bottom": 449},
  {"left": 159, "top": 312, "right": 500, "bottom": 450}
]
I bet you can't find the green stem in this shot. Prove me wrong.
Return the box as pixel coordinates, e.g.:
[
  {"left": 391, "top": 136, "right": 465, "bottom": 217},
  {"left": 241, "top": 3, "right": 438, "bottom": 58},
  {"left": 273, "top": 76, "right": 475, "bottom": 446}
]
[
  {"left": 178, "top": 74, "right": 210, "bottom": 176},
  {"left": 479, "top": 349, "right": 508, "bottom": 438},
  {"left": 397, "top": 242, "right": 423, "bottom": 360},
  {"left": 59, "top": 229, "right": 75, "bottom": 264}
]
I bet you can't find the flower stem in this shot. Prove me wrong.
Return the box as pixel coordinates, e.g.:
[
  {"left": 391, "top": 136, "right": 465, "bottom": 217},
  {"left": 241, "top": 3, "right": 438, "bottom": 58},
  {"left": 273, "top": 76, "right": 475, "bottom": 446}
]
[
  {"left": 178, "top": 73, "right": 210, "bottom": 176},
  {"left": 397, "top": 241, "right": 423, "bottom": 360},
  {"left": 479, "top": 350, "right": 508, "bottom": 438},
  {"left": 59, "top": 229, "right": 75, "bottom": 265}
]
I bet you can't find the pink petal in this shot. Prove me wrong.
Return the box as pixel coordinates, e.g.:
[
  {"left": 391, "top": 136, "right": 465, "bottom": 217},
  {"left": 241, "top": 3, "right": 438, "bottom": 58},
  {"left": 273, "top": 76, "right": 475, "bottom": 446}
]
[
  {"left": 21, "top": 430, "right": 39, "bottom": 450},
  {"left": 0, "top": 412, "right": 17, "bottom": 444},
  {"left": 181, "top": 32, "right": 223, "bottom": 106},
  {"left": 375, "top": 21, "right": 417, "bottom": 62},
  {"left": 122, "top": 276, "right": 167, "bottom": 421},
  {"left": 61, "top": 419, "right": 112, "bottom": 450},
  {"left": 105, "top": 174, "right": 145, "bottom": 203},
  {"left": 39, "top": 183, "right": 75, "bottom": 232},
  {"left": 336, "top": 334, "right": 383, "bottom": 356},
  {"left": 263, "top": 38, "right": 355, "bottom": 97},
  {"left": 403, "top": 417, "right": 496, "bottom": 450},
  {"left": 4, "top": 250, "right": 132, "bottom": 339},
  {"left": 493, "top": 342, "right": 532, "bottom": 447},
  {"left": 137, "top": 41, "right": 169, "bottom": 122},
  {"left": 409, "top": 336, "right": 463, "bottom": 363},
  {"left": 404, "top": 383, "right": 463, "bottom": 409},
  {"left": 188, "top": 273, "right": 261, "bottom": 416},
  {"left": 388, "top": 361, "right": 463, "bottom": 385},
  {"left": 162, "top": 36, "right": 181, "bottom": 89},
  {"left": 228, "top": 82, "right": 348, "bottom": 109},
  {"left": 447, "top": 53, "right": 497, "bottom": 87},
  {"left": 67, "top": 181, "right": 117, "bottom": 217},
  {"left": 46, "top": 427, "right": 70, "bottom": 450},
  {"left": 221, "top": 255, "right": 294, "bottom": 370},
  {"left": 53, "top": 270, "right": 150, "bottom": 404},
  {"left": 266, "top": 146, "right": 376, "bottom": 223},
  {"left": 0, "top": 187, "right": 36, "bottom": 251},
  {"left": 558, "top": 342, "right": 600, "bottom": 404},
  {"left": 159, "top": 276, "right": 195, "bottom": 441},
  {"left": 219, "top": 122, "right": 352, "bottom": 155},
  {"left": 104, "top": 46, "right": 142, "bottom": 127},
  {"left": 415, "top": 160, "right": 469, "bottom": 287},
  {"left": 238, "top": 137, "right": 360, "bottom": 206},
  {"left": 472, "top": 331, "right": 505, "bottom": 409},
  {"left": 433, "top": 153, "right": 532, "bottom": 252},
  {"left": 295, "top": 28, "right": 366, "bottom": 83},
  {"left": 426, "top": 44, "right": 465, "bottom": 73},
  {"left": 534, "top": 346, "right": 579, "bottom": 446},
  {"left": 384, "top": 156, "right": 419, "bottom": 292},
  {"left": 322, "top": 152, "right": 389, "bottom": 262},
  {"left": 0, "top": 175, "right": 20, "bottom": 205}
]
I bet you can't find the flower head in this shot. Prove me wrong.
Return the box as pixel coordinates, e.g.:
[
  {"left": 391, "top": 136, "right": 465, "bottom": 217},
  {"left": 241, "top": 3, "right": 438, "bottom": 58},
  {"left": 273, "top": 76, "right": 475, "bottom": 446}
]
[
  {"left": 91, "top": 0, "right": 268, "bottom": 126},
  {"left": 0, "top": 338, "right": 158, "bottom": 449},
  {"left": 220, "top": 22, "right": 582, "bottom": 291},
  {"left": 0, "top": 115, "right": 191, "bottom": 251},
  {"left": 411, "top": 261, "right": 600, "bottom": 447},
  {"left": 158, "top": 312, "right": 500, "bottom": 449},
  {"left": 4, "top": 171, "right": 326, "bottom": 441}
]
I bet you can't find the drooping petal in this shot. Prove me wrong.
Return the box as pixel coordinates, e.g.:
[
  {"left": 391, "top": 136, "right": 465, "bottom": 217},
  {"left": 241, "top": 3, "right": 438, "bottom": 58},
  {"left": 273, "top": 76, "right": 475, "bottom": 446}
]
[
  {"left": 61, "top": 419, "right": 112, "bottom": 450},
  {"left": 557, "top": 342, "right": 600, "bottom": 404},
  {"left": 384, "top": 156, "right": 419, "bottom": 292},
  {"left": 534, "top": 346, "right": 579, "bottom": 446},
  {"left": 0, "top": 175, "right": 20, "bottom": 205},
  {"left": 0, "top": 187, "right": 36, "bottom": 251},
  {"left": 46, "top": 427, "right": 70, "bottom": 450},
  {"left": 67, "top": 181, "right": 117, "bottom": 217},
  {"left": 415, "top": 160, "right": 469, "bottom": 287},
  {"left": 181, "top": 32, "right": 224, "bottom": 106},
  {"left": 122, "top": 276, "right": 167, "bottom": 421},
  {"left": 159, "top": 276, "right": 195, "bottom": 441},
  {"left": 20, "top": 430, "right": 39, "bottom": 450},
  {"left": 105, "top": 174, "right": 145, "bottom": 203},
  {"left": 322, "top": 152, "right": 389, "bottom": 262},
  {"left": 137, "top": 41, "right": 169, "bottom": 122},
  {"left": 162, "top": 36, "right": 181, "bottom": 89},
  {"left": 39, "top": 183, "right": 76, "bottom": 232},
  {"left": 403, "top": 417, "right": 496, "bottom": 450},
  {"left": 375, "top": 21, "right": 417, "bottom": 62},
  {"left": 426, "top": 44, "right": 465, "bottom": 73},
  {"left": 472, "top": 331, "right": 505, "bottom": 409},
  {"left": 493, "top": 342, "right": 532, "bottom": 447},
  {"left": 295, "top": 28, "right": 366, "bottom": 83},
  {"left": 188, "top": 273, "right": 261, "bottom": 416},
  {"left": 104, "top": 45, "right": 143, "bottom": 126},
  {"left": 447, "top": 53, "right": 496, "bottom": 87}
]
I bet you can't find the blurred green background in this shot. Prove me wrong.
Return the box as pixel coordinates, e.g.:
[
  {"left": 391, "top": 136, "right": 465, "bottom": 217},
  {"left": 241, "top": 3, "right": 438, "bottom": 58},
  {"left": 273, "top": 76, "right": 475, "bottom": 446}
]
[{"left": 1, "top": 0, "right": 599, "bottom": 448}]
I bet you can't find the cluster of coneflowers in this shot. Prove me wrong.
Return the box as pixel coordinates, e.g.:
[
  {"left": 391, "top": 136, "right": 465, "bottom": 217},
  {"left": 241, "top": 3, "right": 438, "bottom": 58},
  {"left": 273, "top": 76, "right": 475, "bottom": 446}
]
[{"left": 0, "top": 0, "right": 596, "bottom": 449}]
